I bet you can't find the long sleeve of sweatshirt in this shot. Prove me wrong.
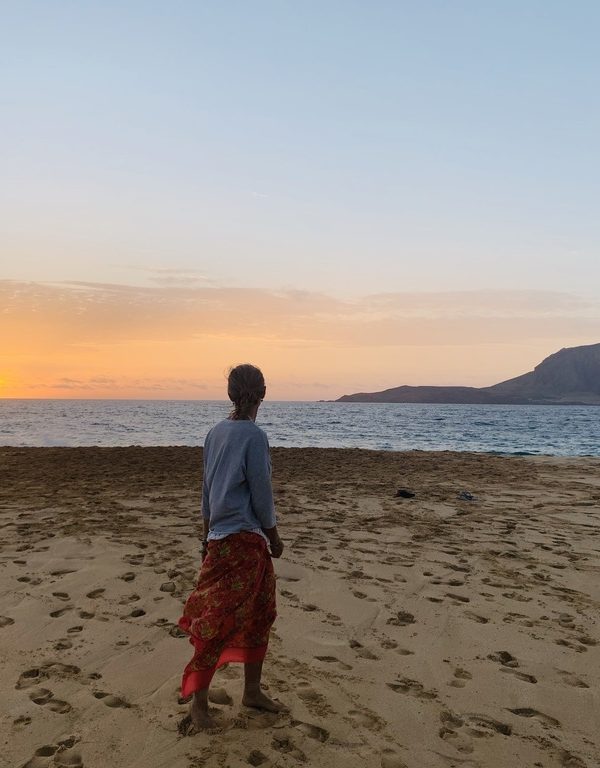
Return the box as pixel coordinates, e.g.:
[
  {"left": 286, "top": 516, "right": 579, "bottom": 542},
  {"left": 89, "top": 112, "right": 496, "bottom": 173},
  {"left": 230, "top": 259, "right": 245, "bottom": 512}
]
[{"left": 245, "top": 429, "right": 277, "bottom": 529}]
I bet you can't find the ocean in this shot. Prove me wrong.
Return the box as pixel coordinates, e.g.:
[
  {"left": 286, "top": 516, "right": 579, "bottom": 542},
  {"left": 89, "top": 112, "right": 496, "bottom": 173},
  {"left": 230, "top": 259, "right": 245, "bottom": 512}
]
[{"left": 0, "top": 399, "right": 598, "bottom": 456}]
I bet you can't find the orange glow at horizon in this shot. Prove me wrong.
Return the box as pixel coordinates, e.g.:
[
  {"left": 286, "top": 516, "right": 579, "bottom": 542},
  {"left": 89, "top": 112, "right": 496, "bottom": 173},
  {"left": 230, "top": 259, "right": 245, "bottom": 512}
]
[{"left": 2, "top": 280, "right": 598, "bottom": 400}]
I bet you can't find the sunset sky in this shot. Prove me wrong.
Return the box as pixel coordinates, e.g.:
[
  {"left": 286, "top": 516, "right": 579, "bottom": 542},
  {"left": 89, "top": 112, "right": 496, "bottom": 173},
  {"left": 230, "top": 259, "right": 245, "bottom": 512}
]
[{"left": 2, "top": 3, "right": 599, "bottom": 400}]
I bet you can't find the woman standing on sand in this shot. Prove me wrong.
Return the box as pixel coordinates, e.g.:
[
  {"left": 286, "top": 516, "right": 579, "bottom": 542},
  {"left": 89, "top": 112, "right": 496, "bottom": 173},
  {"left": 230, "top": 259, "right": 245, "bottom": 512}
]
[{"left": 178, "top": 363, "right": 286, "bottom": 731}]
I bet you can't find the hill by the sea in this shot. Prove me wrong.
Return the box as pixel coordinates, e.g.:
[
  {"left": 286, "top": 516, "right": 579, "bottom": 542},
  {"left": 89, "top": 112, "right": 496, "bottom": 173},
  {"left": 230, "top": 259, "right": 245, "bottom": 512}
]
[{"left": 336, "top": 343, "right": 600, "bottom": 405}]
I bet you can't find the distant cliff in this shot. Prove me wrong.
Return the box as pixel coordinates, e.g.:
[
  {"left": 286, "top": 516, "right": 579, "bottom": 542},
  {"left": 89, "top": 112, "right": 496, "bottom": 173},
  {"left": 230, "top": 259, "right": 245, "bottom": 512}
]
[{"left": 336, "top": 343, "right": 600, "bottom": 405}]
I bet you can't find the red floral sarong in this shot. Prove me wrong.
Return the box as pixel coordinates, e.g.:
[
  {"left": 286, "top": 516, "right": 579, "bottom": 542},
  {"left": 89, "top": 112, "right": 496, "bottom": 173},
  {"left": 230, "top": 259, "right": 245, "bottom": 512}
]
[{"left": 178, "top": 531, "right": 276, "bottom": 697}]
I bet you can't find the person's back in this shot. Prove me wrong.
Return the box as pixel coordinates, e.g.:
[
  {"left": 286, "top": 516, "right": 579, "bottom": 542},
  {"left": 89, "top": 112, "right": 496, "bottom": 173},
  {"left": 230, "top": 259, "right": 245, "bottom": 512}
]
[{"left": 202, "top": 419, "right": 276, "bottom": 539}]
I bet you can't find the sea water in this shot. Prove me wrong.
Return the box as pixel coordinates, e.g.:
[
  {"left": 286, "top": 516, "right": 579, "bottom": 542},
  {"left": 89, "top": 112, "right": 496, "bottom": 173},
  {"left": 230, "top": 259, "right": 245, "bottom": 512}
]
[{"left": 0, "top": 399, "right": 598, "bottom": 456}]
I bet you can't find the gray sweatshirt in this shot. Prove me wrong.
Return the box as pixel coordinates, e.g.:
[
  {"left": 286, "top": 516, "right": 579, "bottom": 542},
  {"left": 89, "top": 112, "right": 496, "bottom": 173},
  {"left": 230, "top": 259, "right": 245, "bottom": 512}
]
[{"left": 201, "top": 419, "right": 277, "bottom": 539}]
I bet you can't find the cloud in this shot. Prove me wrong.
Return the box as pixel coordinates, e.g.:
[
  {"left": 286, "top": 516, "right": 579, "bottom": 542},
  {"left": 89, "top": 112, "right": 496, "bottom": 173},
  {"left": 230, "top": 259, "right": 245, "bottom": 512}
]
[
  {"left": 115, "top": 265, "right": 216, "bottom": 287},
  {"left": 2, "top": 279, "right": 598, "bottom": 350},
  {"left": 2, "top": 278, "right": 599, "bottom": 398},
  {"left": 26, "top": 376, "right": 208, "bottom": 392}
]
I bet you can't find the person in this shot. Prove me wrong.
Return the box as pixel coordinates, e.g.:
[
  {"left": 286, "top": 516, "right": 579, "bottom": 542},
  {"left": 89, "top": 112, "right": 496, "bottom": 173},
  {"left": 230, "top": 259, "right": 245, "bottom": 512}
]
[{"left": 178, "top": 363, "right": 286, "bottom": 731}]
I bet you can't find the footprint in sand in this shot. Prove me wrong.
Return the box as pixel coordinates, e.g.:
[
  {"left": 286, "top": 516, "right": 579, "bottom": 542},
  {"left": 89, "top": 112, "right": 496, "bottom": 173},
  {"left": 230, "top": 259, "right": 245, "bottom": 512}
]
[
  {"left": 347, "top": 708, "right": 380, "bottom": 729},
  {"left": 439, "top": 710, "right": 511, "bottom": 753},
  {"left": 387, "top": 677, "right": 437, "bottom": 700},
  {"left": 449, "top": 667, "right": 472, "bottom": 688},
  {"left": 508, "top": 707, "right": 560, "bottom": 727},
  {"left": 124, "top": 554, "right": 145, "bottom": 565},
  {"left": 380, "top": 750, "right": 407, "bottom": 768},
  {"left": 93, "top": 691, "right": 130, "bottom": 708},
  {"left": 86, "top": 588, "right": 105, "bottom": 599},
  {"left": 439, "top": 727, "right": 474, "bottom": 754},
  {"left": 16, "top": 661, "right": 78, "bottom": 690},
  {"left": 272, "top": 735, "right": 306, "bottom": 762},
  {"left": 464, "top": 610, "right": 489, "bottom": 624},
  {"left": 386, "top": 611, "right": 415, "bottom": 627},
  {"left": 54, "top": 748, "right": 84, "bottom": 767},
  {"left": 314, "top": 655, "right": 352, "bottom": 671},
  {"left": 578, "top": 635, "right": 598, "bottom": 646},
  {"left": 247, "top": 750, "right": 268, "bottom": 766},
  {"left": 500, "top": 668, "right": 537, "bottom": 684},
  {"left": 34, "top": 745, "right": 57, "bottom": 758},
  {"left": 52, "top": 592, "right": 71, "bottom": 601},
  {"left": 292, "top": 720, "right": 330, "bottom": 742},
  {"left": 13, "top": 715, "right": 32, "bottom": 726},
  {"left": 346, "top": 638, "right": 379, "bottom": 659},
  {"left": 29, "top": 688, "right": 54, "bottom": 706},
  {"left": 295, "top": 681, "right": 331, "bottom": 714},
  {"left": 120, "top": 572, "right": 136, "bottom": 582},
  {"left": 233, "top": 709, "right": 282, "bottom": 731},
  {"left": 119, "top": 593, "right": 140, "bottom": 605},
  {"left": 78, "top": 610, "right": 95, "bottom": 619},
  {"left": 446, "top": 592, "right": 470, "bottom": 603},
  {"left": 0, "top": 615, "right": 15, "bottom": 628},
  {"left": 558, "top": 749, "right": 587, "bottom": 767},
  {"left": 50, "top": 606, "right": 73, "bottom": 618},
  {"left": 557, "top": 670, "right": 589, "bottom": 688},
  {"left": 557, "top": 613, "right": 577, "bottom": 629},
  {"left": 129, "top": 608, "right": 146, "bottom": 617},
  {"left": 28, "top": 688, "right": 72, "bottom": 713},
  {"left": 17, "top": 668, "right": 48, "bottom": 689},
  {"left": 488, "top": 650, "right": 519, "bottom": 668},
  {"left": 67, "top": 626, "right": 83, "bottom": 635},
  {"left": 296, "top": 681, "right": 323, "bottom": 702},
  {"left": 556, "top": 638, "right": 588, "bottom": 653},
  {"left": 463, "top": 713, "right": 512, "bottom": 736}
]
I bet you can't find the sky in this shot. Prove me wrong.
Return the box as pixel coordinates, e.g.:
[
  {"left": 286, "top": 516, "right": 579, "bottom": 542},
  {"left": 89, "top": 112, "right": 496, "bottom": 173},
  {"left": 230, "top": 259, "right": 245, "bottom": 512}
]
[{"left": 1, "top": 2, "right": 599, "bottom": 399}]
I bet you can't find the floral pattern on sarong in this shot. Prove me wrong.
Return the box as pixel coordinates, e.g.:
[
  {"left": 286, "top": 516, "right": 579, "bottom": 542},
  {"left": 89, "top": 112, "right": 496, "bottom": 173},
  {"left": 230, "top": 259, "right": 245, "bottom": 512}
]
[{"left": 178, "top": 531, "right": 276, "bottom": 694}]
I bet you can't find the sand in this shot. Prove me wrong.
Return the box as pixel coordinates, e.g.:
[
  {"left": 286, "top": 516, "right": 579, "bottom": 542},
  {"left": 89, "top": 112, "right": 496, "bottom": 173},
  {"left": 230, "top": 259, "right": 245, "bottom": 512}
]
[{"left": 1, "top": 446, "right": 599, "bottom": 768}]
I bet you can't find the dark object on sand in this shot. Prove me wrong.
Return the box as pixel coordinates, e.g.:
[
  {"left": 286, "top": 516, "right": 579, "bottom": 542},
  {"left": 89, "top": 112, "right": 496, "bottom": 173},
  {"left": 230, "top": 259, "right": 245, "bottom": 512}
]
[
  {"left": 395, "top": 489, "right": 415, "bottom": 499},
  {"left": 458, "top": 490, "right": 475, "bottom": 501}
]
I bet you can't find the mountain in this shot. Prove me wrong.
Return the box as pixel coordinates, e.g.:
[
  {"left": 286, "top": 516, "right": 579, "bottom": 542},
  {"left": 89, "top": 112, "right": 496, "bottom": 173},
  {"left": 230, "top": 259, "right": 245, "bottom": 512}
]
[{"left": 336, "top": 343, "right": 600, "bottom": 405}]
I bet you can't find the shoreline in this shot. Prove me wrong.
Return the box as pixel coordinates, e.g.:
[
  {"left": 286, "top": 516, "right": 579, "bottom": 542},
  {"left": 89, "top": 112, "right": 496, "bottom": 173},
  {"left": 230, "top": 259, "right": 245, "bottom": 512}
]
[
  {"left": 2, "top": 445, "right": 599, "bottom": 458},
  {"left": 2, "top": 447, "right": 599, "bottom": 767}
]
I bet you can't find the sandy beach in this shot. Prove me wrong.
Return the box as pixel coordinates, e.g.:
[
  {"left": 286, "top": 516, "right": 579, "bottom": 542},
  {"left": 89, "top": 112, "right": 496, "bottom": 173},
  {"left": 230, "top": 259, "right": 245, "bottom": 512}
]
[{"left": 1, "top": 446, "right": 599, "bottom": 768}]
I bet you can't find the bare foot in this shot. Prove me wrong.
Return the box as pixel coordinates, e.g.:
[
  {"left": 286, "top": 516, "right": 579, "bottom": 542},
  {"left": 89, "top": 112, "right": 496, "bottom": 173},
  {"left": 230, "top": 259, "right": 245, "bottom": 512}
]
[
  {"left": 190, "top": 696, "right": 219, "bottom": 731},
  {"left": 178, "top": 702, "right": 220, "bottom": 735},
  {"left": 242, "top": 690, "right": 288, "bottom": 713}
]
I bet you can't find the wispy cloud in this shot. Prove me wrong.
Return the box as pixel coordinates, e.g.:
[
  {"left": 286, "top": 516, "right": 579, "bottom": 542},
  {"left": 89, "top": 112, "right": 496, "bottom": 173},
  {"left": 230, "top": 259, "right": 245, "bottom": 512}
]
[
  {"left": 115, "top": 265, "right": 216, "bottom": 287},
  {"left": 2, "top": 279, "right": 598, "bottom": 348},
  {"left": 2, "top": 279, "right": 598, "bottom": 397},
  {"left": 26, "top": 376, "right": 208, "bottom": 392}
]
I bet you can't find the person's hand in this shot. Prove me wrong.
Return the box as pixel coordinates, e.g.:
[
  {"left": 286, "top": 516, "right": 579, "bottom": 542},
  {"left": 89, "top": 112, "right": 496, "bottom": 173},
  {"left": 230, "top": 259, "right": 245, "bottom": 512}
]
[{"left": 269, "top": 536, "right": 284, "bottom": 558}]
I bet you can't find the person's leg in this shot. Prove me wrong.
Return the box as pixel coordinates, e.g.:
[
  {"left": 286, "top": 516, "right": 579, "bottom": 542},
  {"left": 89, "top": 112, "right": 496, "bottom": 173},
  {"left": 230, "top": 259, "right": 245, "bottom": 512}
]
[
  {"left": 190, "top": 687, "right": 218, "bottom": 729},
  {"left": 242, "top": 660, "right": 287, "bottom": 712}
]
